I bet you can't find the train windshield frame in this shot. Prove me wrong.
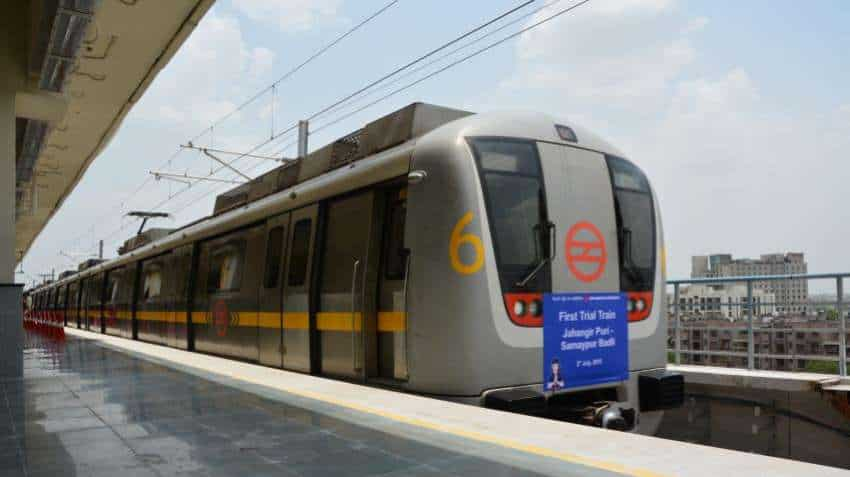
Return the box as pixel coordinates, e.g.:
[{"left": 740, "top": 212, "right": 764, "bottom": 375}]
[
  {"left": 606, "top": 155, "right": 656, "bottom": 292},
  {"left": 468, "top": 137, "right": 551, "bottom": 293}
]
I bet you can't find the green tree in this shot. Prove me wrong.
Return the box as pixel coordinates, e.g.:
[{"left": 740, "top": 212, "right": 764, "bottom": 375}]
[{"left": 805, "top": 360, "right": 839, "bottom": 375}]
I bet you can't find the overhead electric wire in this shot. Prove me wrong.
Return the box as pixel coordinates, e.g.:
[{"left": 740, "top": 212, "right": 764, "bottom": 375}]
[
  {"left": 202, "top": 0, "right": 401, "bottom": 132},
  {"left": 309, "top": 0, "right": 568, "bottom": 126},
  {"left": 57, "top": 1, "right": 400, "bottom": 254},
  {"left": 311, "top": 0, "right": 593, "bottom": 137},
  {"left": 305, "top": 0, "right": 535, "bottom": 123},
  {"left": 77, "top": 0, "right": 594, "bottom": 264},
  {"left": 164, "top": 0, "right": 592, "bottom": 217},
  {"left": 86, "top": 0, "right": 539, "bottom": 231}
]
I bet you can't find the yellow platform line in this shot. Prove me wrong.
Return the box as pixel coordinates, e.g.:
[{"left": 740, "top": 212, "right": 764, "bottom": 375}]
[{"left": 64, "top": 328, "right": 664, "bottom": 477}]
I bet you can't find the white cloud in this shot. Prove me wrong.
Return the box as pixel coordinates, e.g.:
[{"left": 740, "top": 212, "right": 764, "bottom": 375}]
[
  {"left": 134, "top": 12, "right": 274, "bottom": 127},
  {"left": 230, "top": 0, "right": 344, "bottom": 33},
  {"left": 486, "top": 0, "right": 850, "bottom": 278},
  {"left": 502, "top": 0, "right": 692, "bottom": 115}
]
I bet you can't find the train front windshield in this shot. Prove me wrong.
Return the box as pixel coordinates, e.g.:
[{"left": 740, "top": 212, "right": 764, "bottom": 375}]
[
  {"left": 606, "top": 156, "right": 656, "bottom": 292},
  {"left": 471, "top": 137, "right": 658, "bottom": 324},
  {"left": 468, "top": 138, "right": 550, "bottom": 293}
]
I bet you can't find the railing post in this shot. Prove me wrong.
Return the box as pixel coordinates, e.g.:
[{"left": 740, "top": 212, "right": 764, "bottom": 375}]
[
  {"left": 747, "top": 280, "right": 754, "bottom": 370},
  {"left": 838, "top": 277, "right": 846, "bottom": 377},
  {"left": 674, "top": 283, "right": 681, "bottom": 365}
]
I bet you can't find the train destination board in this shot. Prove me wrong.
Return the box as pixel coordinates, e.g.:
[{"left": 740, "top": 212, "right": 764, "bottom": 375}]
[{"left": 543, "top": 293, "right": 629, "bottom": 391}]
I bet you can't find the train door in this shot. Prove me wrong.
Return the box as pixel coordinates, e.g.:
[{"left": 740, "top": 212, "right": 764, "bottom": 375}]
[
  {"left": 59, "top": 284, "right": 67, "bottom": 326},
  {"left": 258, "top": 213, "right": 289, "bottom": 367},
  {"left": 281, "top": 205, "right": 318, "bottom": 372},
  {"left": 317, "top": 191, "right": 382, "bottom": 380},
  {"left": 68, "top": 281, "right": 80, "bottom": 328},
  {"left": 81, "top": 278, "right": 90, "bottom": 330},
  {"left": 193, "top": 225, "right": 263, "bottom": 361},
  {"left": 170, "top": 244, "right": 193, "bottom": 349},
  {"left": 536, "top": 142, "right": 620, "bottom": 293},
  {"left": 375, "top": 186, "right": 409, "bottom": 381},
  {"left": 88, "top": 273, "right": 105, "bottom": 333},
  {"left": 137, "top": 254, "right": 168, "bottom": 345}
]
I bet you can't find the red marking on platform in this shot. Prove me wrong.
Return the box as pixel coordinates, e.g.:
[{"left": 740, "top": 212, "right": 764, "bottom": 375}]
[{"left": 565, "top": 221, "right": 607, "bottom": 283}]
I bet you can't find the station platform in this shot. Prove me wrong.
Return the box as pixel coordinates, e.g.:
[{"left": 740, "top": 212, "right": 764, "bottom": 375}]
[{"left": 2, "top": 329, "right": 845, "bottom": 477}]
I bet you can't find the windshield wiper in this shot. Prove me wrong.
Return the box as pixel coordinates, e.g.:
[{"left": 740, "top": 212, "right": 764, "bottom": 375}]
[{"left": 516, "top": 221, "right": 555, "bottom": 288}]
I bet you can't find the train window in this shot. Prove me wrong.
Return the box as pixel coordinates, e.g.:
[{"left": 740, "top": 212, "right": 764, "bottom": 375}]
[
  {"left": 469, "top": 138, "right": 549, "bottom": 290},
  {"left": 142, "top": 267, "right": 163, "bottom": 300},
  {"left": 383, "top": 196, "right": 407, "bottom": 280},
  {"left": 287, "top": 219, "right": 312, "bottom": 287},
  {"left": 606, "top": 155, "right": 656, "bottom": 292},
  {"left": 263, "top": 226, "right": 284, "bottom": 289},
  {"left": 207, "top": 243, "right": 244, "bottom": 292},
  {"left": 108, "top": 275, "right": 120, "bottom": 303}
]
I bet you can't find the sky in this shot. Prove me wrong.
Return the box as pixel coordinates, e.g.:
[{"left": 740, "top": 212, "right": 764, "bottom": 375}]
[{"left": 19, "top": 0, "right": 850, "bottom": 290}]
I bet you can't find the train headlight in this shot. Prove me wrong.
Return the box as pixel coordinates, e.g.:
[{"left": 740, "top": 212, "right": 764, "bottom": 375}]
[
  {"left": 513, "top": 300, "right": 527, "bottom": 317},
  {"left": 635, "top": 298, "right": 646, "bottom": 312},
  {"left": 627, "top": 299, "right": 635, "bottom": 312},
  {"left": 528, "top": 299, "right": 542, "bottom": 317}
]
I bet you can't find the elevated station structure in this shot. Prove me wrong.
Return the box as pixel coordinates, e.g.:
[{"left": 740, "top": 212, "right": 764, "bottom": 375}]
[
  {"left": 1, "top": 0, "right": 215, "bottom": 371},
  {"left": 3, "top": 0, "right": 216, "bottom": 277}
]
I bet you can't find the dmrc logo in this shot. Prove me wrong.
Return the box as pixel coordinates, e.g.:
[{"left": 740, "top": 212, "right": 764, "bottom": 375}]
[{"left": 211, "top": 299, "right": 237, "bottom": 337}]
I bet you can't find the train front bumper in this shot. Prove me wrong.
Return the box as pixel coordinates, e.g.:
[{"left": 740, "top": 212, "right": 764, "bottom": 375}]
[{"left": 481, "top": 368, "right": 684, "bottom": 431}]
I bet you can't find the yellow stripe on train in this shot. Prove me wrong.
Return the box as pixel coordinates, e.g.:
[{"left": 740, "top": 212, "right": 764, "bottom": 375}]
[{"left": 70, "top": 310, "right": 406, "bottom": 331}]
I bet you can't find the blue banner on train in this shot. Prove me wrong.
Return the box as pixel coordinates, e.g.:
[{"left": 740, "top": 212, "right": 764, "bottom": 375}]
[{"left": 543, "top": 293, "right": 629, "bottom": 392}]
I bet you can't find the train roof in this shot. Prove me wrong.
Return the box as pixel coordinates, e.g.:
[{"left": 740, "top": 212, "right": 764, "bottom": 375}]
[
  {"left": 41, "top": 103, "right": 629, "bottom": 289},
  {"left": 421, "top": 109, "right": 626, "bottom": 159}
]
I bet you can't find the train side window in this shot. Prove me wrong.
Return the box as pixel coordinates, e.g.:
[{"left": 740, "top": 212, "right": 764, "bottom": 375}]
[
  {"left": 383, "top": 196, "right": 407, "bottom": 280},
  {"left": 108, "top": 275, "right": 120, "bottom": 303},
  {"left": 142, "top": 267, "right": 163, "bottom": 301},
  {"left": 207, "top": 243, "right": 244, "bottom": 292},
  {"left": 287, "top": 219, "right": 312, "bottom": 287},
  {"left": 263, "top": 226, "right": 285, "bottom": 289}
]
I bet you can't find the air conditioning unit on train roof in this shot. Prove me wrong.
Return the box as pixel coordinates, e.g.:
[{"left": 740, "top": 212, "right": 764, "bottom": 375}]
[
  {"left": 58, "top": 270, "right": 76, "bottom": 280},
  {"left": 77, "top": 258, "right": 105, "bottom": 272},
  {"left": 357, "top": 102, "right": 472, "bottom": 158},
  {"left": 212, "top": 182, "right": 250, "bottom": 215},
  {"left": 211, "top": 102, "right": 472, "bottom": 216},
  {"left": 117, "top": 228, "right": 175, "bottom": 255}
]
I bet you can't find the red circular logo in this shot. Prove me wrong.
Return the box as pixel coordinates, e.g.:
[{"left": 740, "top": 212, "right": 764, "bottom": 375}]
[
  {"left": 213, "top": 299, "right": 229, "bottom": 337},
  {"left": 565, "top": 221, "right": 608, "bottom": 283}
]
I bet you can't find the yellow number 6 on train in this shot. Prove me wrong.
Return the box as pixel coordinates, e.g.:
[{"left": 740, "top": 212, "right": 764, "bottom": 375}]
[{"left": 450, "top": 212, "right": 484, "bottom": 275}]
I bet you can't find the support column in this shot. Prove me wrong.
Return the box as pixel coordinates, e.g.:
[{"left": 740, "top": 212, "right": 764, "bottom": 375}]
[
  {"left": 0, "top": 2, "right": 27, "bottom": 378},
  {"left": 0, "top": 0, "right": 26, "bottom": 283}
]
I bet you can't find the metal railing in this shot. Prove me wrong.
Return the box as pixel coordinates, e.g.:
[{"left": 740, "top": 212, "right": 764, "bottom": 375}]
[{"left": 667, "top": 273, "right": 849, "bottom": 376}]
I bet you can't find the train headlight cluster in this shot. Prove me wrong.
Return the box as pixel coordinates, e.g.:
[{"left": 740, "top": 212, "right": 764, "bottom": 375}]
[
  {"left": 626, "top": 292, "right": 653, "bottom": 323},
  {"left": 504, "top": 293, "right": 544, "bottom": 326},
  {"left": 513, "top": 300, "right": 527, "bottom": 317},
  {"left": 528, "top": 299, "right": 541, "bottom": 317}
]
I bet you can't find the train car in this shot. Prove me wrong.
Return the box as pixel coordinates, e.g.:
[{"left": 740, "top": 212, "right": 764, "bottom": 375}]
[{"left": 43, "top": 103, "right": 681, "bottom": 434}]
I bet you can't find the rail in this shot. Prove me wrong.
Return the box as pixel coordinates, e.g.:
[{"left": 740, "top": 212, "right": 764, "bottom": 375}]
[{"left": 666, "top": 272, "right": 850, "bottom": 376}]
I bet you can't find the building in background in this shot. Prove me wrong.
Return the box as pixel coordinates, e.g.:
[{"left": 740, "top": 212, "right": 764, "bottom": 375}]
[
  {"left": 669, "top": 319, "right": 847, "bottom": 373},
  {"left": 691, "top": 253, "right": 809, "bottom": 314},
  {"left": 674, "top": 284, "right": 776, "bottom": 320}
]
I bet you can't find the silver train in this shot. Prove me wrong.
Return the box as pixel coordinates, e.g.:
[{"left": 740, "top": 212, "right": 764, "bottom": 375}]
[{"left": 27, "top": 103, "right": 682, "bottom": 433}]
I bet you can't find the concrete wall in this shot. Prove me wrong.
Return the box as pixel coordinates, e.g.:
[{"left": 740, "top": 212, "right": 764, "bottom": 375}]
[{"left": 657, "top": 372, "right": 850, "bottom": 469}]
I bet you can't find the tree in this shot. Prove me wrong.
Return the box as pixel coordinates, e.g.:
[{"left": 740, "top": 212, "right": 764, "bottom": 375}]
[{"left": 805, "top": 360, "right": 839, "bottom": 375}]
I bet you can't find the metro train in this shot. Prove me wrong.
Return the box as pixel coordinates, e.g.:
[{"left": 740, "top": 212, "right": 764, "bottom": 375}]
[{"left": 26, "top": 103, "right": 682, "bottom": 434}]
